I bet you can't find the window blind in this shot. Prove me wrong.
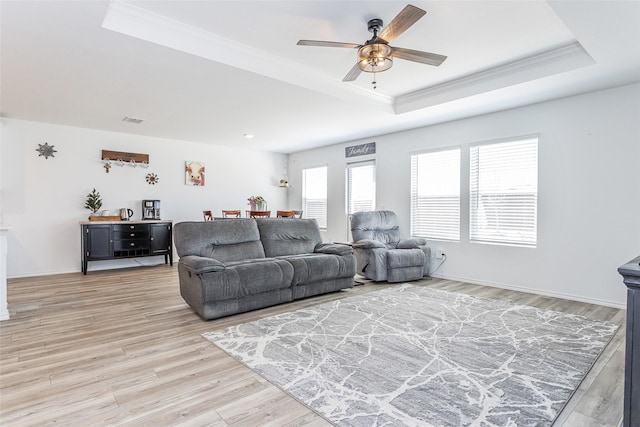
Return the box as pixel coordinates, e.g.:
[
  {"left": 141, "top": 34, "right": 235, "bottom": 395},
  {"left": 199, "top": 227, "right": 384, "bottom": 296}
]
[
  {"left": 470, "top": 137, "right": 538, "bottom": 246},
  {"left": 410, "top": 148, "right": 460, "bottom": 241},
  {"left": 347, "top": 160, "right": 376, "bottom": 215},
  {"left": 302, "top": 166, "right": 328, "bottom": 229}
]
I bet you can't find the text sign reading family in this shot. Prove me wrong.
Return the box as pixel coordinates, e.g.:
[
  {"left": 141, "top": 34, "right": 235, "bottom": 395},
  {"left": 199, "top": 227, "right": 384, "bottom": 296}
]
[{"left": 345, "top": 142, "right": 376, "bottom": 158}]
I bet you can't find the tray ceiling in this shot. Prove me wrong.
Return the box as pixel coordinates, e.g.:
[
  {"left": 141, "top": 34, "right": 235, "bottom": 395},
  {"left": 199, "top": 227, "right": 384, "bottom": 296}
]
[{"left": 1, "top": 1, "right": 639, "bottom": 153}]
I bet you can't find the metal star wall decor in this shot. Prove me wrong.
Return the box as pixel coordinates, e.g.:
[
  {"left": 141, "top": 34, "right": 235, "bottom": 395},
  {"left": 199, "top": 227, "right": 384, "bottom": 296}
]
[{"left": 36, "top": 143, "right": 57, "bottom": 159}]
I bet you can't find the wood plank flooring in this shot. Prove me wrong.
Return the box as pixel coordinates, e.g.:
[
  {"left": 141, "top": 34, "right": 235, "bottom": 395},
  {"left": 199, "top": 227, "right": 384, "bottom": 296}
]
[{"left": 0, "top": 265, "right": 626, "bottom": 426}]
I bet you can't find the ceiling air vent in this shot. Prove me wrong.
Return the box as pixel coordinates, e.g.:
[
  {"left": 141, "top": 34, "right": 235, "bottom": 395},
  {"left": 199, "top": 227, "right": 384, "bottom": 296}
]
[{"left": 122, "top": 116, "right": 144, "bottom": 124}]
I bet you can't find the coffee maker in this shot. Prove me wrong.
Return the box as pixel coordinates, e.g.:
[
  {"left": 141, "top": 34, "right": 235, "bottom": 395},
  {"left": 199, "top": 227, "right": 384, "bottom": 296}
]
[{"left": 142, "top": 200, "right": 161, "bottom": 220}]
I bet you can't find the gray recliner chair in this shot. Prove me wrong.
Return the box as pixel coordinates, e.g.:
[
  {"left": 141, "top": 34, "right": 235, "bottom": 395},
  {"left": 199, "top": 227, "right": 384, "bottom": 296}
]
[{"left": 350, "top": 210, "right": 431, "bottom": 283}]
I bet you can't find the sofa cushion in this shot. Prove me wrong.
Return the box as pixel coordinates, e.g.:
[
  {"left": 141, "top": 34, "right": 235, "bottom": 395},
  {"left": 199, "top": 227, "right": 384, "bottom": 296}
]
[
  {"left": 200, "top": 258, "right": 294, "bottom": 302},
  {"left": 256, "top": 218, "right": 322, "bottom": 257},
  {"left": 351, "top": 210, "right": 403, "bottom": 245},
  {"left": 174, "top": 220, "right": 265, "bottom": 262},
  {"left": 280, "top": 253, "right": 355, "bottom": 285}
]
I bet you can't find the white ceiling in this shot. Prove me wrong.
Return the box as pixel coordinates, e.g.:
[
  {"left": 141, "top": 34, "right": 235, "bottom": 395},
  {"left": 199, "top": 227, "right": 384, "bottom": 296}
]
[{"left": 1, "top": 1, "right": 639, "bottom": 153}]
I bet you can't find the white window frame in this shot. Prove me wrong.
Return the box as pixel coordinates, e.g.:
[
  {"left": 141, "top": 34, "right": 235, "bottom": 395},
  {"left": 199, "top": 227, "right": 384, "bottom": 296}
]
[
  {"left": 346, "top": 160, "right": 376, "bottom": 215},
  {"left": 469, "top": 136, "right": 538, "bottom": 247},
  {"left": 410, "top": 147, "right": 461, "bottom": 241},
  {"left": 302, "top": 165, "right": 328, "bottom": 229}
]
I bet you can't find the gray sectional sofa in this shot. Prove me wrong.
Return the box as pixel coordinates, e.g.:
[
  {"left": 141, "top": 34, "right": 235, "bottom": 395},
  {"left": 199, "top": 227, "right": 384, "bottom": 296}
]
[{"left": 174, "top": 218, "right": 356, "bottom": 320}]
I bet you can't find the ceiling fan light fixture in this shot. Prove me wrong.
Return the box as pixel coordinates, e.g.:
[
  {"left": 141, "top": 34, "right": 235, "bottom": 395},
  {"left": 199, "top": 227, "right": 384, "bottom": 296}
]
[
  {"left": 357, "top": 44, "right": 393, "bottom": 73},
  {"left": 298, "top": 5, "right": 444, "bottom": 83}
]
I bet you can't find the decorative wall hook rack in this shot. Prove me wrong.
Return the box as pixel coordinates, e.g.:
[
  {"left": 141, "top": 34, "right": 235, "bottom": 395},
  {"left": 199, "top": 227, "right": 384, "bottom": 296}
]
[{"left": 101, "top": 150, "right": 149, "bottom": 173}]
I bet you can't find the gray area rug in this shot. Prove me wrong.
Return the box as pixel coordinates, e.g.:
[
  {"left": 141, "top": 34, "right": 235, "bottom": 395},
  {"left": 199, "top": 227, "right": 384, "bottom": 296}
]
[{"left": 203, "top": 284, "right": 618, "bottom": 426}]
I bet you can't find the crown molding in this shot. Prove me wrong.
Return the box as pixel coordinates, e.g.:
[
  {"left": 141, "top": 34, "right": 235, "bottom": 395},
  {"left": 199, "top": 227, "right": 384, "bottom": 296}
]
[
  {"left": 394, "top": 41, "right": 594, "bottom": 114},
  {"left": 101, "top": 2, "right": 594, "bottom": 117},
  {"left": 102, "top": 1, "right": 393, "bottom": 108}
]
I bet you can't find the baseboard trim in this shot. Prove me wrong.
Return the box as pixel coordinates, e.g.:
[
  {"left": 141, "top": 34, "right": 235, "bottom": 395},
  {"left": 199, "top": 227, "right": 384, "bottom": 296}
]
[
  {"left": 8, "top": 268, "right": 80, "bottom": 279},
  {"left": 8, "top": 258, "right": 172, "bottom": 279},
  {"left": 430, "top": 273, "right": 626, "bottom": 310}
]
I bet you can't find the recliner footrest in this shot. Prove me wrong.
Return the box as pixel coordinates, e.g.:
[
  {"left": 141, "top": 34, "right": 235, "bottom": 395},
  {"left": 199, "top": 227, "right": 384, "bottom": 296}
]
[{"left": 387, "top": 248, "right": 425, "bottom": 268}]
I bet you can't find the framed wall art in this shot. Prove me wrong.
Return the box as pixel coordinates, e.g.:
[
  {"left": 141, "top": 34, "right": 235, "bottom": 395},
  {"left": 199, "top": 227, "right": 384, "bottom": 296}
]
[{"left": 185, "top": 161, "right": 205, "bottom": 186}]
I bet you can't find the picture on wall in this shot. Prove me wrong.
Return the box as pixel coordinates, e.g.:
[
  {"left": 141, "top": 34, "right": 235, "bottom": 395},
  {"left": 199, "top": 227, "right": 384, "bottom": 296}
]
[{"left": 185, "top": 161, "right": 205, "bottom": 186}]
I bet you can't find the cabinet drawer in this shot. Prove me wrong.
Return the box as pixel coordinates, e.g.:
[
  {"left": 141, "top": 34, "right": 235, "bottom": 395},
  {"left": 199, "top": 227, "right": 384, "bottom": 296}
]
[
  {"left": 114, "top": 239, "right": 150, "bottom": 251},
  {"left": 113, "top": 224, "right": 148, "bottom": 232},
  {"left": 113, "top": 230, "right": 149, "bottom": 239}
]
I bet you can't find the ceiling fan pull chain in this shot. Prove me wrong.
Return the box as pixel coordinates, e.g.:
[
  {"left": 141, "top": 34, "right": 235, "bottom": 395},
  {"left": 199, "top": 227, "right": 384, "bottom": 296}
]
[{"left": 372, "top": 71, "right": 377, "bottom": 90}]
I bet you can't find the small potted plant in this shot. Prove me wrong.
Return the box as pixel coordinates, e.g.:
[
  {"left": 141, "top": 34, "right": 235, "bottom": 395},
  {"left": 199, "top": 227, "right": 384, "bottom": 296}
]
[{"left": 84, "top": 188, "right": 103, "bottom": 219}]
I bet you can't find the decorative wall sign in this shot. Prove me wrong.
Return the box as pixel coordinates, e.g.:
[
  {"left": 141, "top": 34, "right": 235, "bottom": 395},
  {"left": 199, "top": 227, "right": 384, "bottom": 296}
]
[
  {"left": 185, "top": 161, "right": 205, "bottom": 186},
  {"left": 36, "top": 143, "right": 57, "bottom": 159},
  {"left": 146, "top": 173, "right": 159, "bottom": 185},
  {"left": 345, "top": 142, "right": 376, "bottom": 158}
]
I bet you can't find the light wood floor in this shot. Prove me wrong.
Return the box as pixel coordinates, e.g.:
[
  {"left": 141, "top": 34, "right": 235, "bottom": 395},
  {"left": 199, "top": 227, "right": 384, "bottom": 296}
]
[{"left": 0, "top": 265, "right": 625, "bottom": 426}]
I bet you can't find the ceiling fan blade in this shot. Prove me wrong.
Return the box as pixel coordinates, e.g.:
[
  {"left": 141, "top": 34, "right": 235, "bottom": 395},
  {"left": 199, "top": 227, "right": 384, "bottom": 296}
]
[
  {"left": 343, "top": 63, "right": 363, "bottom": 82},
  {"left": 297, "top": 40, "right": 361, "bottom": 49},
  {"left": 376, "top": 4, "right": 426, "bottom": 43},
  {"left": 392, "top": 47, "right": 447, "bottom": 66}
]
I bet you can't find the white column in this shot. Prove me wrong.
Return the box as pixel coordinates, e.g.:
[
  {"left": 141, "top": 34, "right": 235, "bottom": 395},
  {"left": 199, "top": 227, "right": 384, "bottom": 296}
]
[{"left": 0, "top": 227, "right": 9, "bottom": 321}]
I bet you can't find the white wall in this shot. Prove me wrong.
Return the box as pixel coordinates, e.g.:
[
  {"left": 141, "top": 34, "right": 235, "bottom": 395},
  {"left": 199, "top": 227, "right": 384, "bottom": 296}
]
[
  {"left": 288, "top": 83, "right": 640, "bottom": 308},
  {"left": 0, "top": 119, "right": 289, "bottom": 276},
  {"left": 2, "top": 84, "right": 638, "bottom": 306}
]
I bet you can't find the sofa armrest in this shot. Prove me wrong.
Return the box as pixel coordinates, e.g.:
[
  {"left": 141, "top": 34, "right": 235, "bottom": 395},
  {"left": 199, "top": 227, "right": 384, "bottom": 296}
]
[
  {"left": 314, "top": 243, "right": 353, "bottom": 256},
  {"left": 179, "top": 255, "right": 226, "bottom": 274},
  {"left": 352, "top": 239, "right": 386, "bottom": 249},
  {"left": 397, "top": 238, "right": 427, "bottom": 249}
]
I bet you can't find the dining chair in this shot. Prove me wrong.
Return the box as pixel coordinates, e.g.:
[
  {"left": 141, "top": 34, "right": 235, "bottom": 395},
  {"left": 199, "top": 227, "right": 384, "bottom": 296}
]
[
  {"left": 203, "top": 210, "right": 214, "bottom": 221},
  {"left": 292, "top": 210, "right": 303, "bottom": 218},
  {"left": 276, "top": 210, "right": 295, "bottom": 218},
  {"left": 222, "top": 210, "right": 241, "bottom": 218},
  {"left": 248, "top": 210, "right": 271, "bottom": 218}
]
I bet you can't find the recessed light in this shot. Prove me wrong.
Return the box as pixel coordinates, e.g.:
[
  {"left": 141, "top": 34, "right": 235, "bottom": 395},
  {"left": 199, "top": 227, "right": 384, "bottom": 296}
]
[{"left": 243, "top": 133, "right": 254, "bottom": 139}]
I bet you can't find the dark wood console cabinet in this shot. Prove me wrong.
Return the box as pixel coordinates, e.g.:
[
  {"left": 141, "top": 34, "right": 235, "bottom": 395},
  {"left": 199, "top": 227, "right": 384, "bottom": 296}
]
[
  {"left": 81, "top": 220, "right": 173, "bottom": 274},
  {"left": 619, "top": 255, "right": 640, "bottom": 427}
]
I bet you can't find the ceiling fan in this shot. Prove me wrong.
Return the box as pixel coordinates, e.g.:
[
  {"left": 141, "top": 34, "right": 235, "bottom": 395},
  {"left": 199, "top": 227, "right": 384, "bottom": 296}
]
[{"left": 297, "top": 4, "right": 447, "bottom": 87}]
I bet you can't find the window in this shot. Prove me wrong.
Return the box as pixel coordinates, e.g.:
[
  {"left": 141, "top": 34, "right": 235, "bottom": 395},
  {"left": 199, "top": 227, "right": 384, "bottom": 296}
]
[
  {"left": 302, "top": 166, "right": 327, "bottom": 228},
  {"left": 347, "top": 160, "right": 376, "bottom": 214},
  {"left": 470, "top": 137, "right": 538, "bottom": 247},
  {"left": 410, "top": 148, "right": 460, "bottom": 241}
]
